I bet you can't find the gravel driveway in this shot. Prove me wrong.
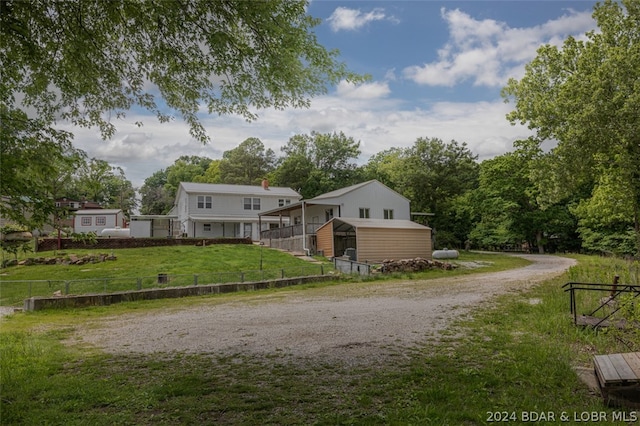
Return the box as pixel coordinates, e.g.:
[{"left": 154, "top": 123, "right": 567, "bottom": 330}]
[{"left": 75, "top": 254, "right": 575, "bottom": 364}]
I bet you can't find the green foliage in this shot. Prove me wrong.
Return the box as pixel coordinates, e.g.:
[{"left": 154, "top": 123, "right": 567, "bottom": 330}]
[
  {"left": 139, "top": 169, "right": 172, "bottom": 215},
  {"left": 2, "top": 0, "right": 364, "bottom": 225},
  {"left": 219, "top": 138, "right": 275, "bottom": 185},
  {"left": 272, "top": 131, "right": 362, "bottom": 198},
  {"left": 503, "top": 0, "right": 640, "bottom": 255},
  {"left": 1, "top": 0, "right": 363, "bottom": 142},
  {"left": 70, "top": 158, "right": 137, "bottom": 216},
  {"left": 363, "top": 138, "right": 479, "bottom": 248},
  {"left": 468, "top": 144, "right": 579, "bottom": 253},
  {"left": 0, "top": 107, "right": 78, "bottom": 229},
  {"left": 69, "top": 232, "right": 98, "bottom": 246}
]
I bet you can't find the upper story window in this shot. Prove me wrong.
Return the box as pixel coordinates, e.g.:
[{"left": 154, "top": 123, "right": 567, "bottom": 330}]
[
  {"left": 96, "top": 216, "right": 106, "bottom": 226},
  {"left": 384, "top": 209, "right": 394, "bottom": 219},
  {"left": 244, "top": 197, "right": 261, "bottom": 210},
  {"left": 197, "top": 195, "right": 212, "bottom": 209},
  {"left": 278, "top": 199, "right": 292, "bottom": 207},
  {"left": 359, "top": 208, "right": 370, "bottom": 219},
  {"left": 81, "top": 216, "right": 91, "bottom": 226}
]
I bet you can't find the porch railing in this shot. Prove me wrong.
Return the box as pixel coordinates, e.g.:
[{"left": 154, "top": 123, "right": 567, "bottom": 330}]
[{"left": 261, "top": 223, "right": 324, "bottom": 240}]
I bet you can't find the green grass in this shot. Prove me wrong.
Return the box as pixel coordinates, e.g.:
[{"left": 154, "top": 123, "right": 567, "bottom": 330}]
[
  {"left": 0, "top": 245, "right": 334, "bottom": 306},
  {"left": 0, "top": 247, "right": 524, "bottom": 307},
  {"left": 3, "top": 252, "right": 635, "bottom": 424}
]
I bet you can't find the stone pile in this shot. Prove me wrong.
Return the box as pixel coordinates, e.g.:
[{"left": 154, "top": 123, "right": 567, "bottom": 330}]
[
  {"left": 3, "top": 253, "right": 117, "bottom": 268},
  {"left": 374, "top": 257, "right": 457, "bottom": 273}
]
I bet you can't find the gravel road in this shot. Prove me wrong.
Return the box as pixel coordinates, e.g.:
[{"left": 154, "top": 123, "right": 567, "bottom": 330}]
[{"left": 75, "top": 254, "right": 575, "bottom": 364}]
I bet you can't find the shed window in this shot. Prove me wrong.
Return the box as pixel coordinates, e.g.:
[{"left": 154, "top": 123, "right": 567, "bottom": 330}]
[
  {"left": 96, "top": 216, "right": 106, "bottom": 226},
  {"left": 359, "top": 208, "right": 370, "bottom": 219},
  {"left": 81, "top": 217, "right": 91, "bottom": 226},
  {"left": 384, "top": 209, "right": 394, "bottom": 219}
]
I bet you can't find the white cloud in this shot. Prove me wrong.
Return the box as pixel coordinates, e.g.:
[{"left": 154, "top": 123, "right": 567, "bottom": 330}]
[
  {"left": 60, "top": 83, "right": 534, "bottom": 188},
  {"left": 335, "top": 80, "right": 391, "bottom": 99},
  {"left": 327, "top": 7, "right": 396, "bottom": 32},
  {"left": 403, "top": 7, "right": 596, "bottom": 87}
]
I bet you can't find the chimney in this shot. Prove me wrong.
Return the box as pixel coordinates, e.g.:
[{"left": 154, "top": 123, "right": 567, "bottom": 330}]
[{"left": 261, "top": 179, "right": 269, "bottom": 190}]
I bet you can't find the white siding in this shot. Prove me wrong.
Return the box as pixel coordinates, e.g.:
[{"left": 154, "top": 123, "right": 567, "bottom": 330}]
[{"left": 335, "top": 182, "right": 410, "bottom": 220}]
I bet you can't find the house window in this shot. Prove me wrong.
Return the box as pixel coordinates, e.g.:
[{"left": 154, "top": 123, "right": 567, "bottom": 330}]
[
  {"left": 359, "top": 208, "right": 370, "bottom": 219},
  {"left": 384, "top": 209, "right": 394, "bottom": 219},
  {"left": 96, "top": 216, "right": 106, "bottom": 226},
  {"left": 81, "top": 217, "right": 91, "bottom": 226},
  {"left": 203, "top": 223, "right": 211, "bottom": 232},
  {"left": 325, "top": 208, "right": 334, "bottom": 221},
  {"left": 244, "top": 197, "right": 261, "bottom": 210},
  {"left": 197, "top": 195, "right": 212, "bottom": 209},
  {"left": 278, "top": 199, "right": 292, "bottom": 207}
]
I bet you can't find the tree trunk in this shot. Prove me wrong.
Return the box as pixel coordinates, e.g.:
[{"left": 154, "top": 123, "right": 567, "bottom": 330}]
[{"left": 536, "top": 231, "right": 545, "bottom": 254}]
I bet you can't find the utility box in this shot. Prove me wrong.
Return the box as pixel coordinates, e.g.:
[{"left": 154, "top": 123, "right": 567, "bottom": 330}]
[{"left": 344, "top": 247, "right": 357, "bottom": 261}]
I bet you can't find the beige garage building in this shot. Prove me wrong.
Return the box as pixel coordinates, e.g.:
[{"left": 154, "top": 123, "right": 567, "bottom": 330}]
[{"left": 316, "top": 218, "right": 432, "bottom": 262}]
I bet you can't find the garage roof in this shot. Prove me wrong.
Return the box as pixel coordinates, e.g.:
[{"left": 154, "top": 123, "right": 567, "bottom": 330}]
[{"left": 320, "top": 218, "right": 431, "bottom": 233}]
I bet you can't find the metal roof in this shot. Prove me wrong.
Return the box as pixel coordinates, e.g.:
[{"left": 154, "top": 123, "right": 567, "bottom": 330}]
[
  {"left": 308, "top": 180, "right": 374, "bottom": 201},
  {"left": 179, "top": 182, "right": 301, "bottom": 198},
  {"left": 74, "top": 209, "right": 122, "bottom": 215},
  {"left": 309, "top": 180, "right": 409, "bottom": 202},
  {"left": 320, "top": 218, "right": 431, "bottom": 233}
]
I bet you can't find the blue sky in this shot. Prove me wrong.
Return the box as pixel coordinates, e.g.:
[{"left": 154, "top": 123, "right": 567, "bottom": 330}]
[{"left": 63, "top": 1, "right": 600, "bottom": 187}]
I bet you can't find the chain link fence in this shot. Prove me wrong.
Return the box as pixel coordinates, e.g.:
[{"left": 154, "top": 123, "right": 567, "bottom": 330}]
[{"left": 0, "top": 264, "right": 333, "bottom": 306}]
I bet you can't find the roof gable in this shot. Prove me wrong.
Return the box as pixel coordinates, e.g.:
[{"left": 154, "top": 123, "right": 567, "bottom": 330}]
[{"left": 309, "top": 180, "right": 409, "bottom": 203}]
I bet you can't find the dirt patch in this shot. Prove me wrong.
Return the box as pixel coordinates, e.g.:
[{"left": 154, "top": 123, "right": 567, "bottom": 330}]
[{"left": 73, "top": 254, "right": 575, "bottom": 365}]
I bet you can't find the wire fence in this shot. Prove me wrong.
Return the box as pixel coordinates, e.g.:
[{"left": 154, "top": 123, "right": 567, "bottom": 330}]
[{"left": 0, "top": 264, "right": 333, "bottom": 306}]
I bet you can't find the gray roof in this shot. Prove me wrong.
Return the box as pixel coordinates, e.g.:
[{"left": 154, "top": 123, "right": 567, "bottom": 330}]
[
  {"left": 309, "top": 180, "right": 374, "bottom": 201},
  {"left": 309, "top": 180, "right": 409, "bottom": 202},
  {"left": 179, "top": 182, "right": 301, "bottom": 198},
  {"left": 75, "top": 209, "right": 122, "bottom": 215},
  {"left": 321, "top": 217, "right": 431, "bottom": 232}
]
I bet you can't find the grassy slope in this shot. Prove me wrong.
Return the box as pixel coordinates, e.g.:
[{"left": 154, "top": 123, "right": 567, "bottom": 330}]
[{"left": 1, "top": 252, "right": 636, "bottom": 424}]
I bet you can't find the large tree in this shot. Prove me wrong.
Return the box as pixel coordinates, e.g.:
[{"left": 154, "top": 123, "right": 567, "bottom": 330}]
[
  {"left": 139, "top": 169, "right": 173, "bottom": 215},
  {"left": 272, "top": 131, "right": 362, "bottom": 198},
  {"left": 219, "top": 138, "right": 275, "bottom": 185},
  {"left": 468, "top": 143, "right": 578, "bottom": 253},
  {"left": 71, "top": 158, "right": 138, "bottom": 217},
  {"left": 363, "top": 138, "right": 479, "bottom": 248},
  {"left": 502, "top": 0, "right": 640, "bottom": 254},
  {"left": 1, "top": 0, "right": 363, "bottom": 228}
]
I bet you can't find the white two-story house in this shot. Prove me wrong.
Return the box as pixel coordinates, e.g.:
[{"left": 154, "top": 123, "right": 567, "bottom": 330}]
[
  {"left": 258, "top": 180, "right": 424, "bottom": 256},
  {"left": 171, "top": 181, "right": 302, "bottom": 240}
]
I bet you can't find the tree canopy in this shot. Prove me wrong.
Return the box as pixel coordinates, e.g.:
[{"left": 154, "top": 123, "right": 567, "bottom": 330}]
[
  {"left": 502, "top": 0, "right": 640, "bottom": 254},
  {"left": 1, "top": 0, "right": 363, "bottom": 228},
  {"left": 271, "top": 131, "right": 362, "bottom": 198},
  {"left": 1, "top": 0, "right": 362, "bottom": 142}
]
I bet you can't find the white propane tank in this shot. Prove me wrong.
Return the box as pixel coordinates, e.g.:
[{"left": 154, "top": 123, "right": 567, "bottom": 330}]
[
  {"left": 432, "top": 248, "right": 459, "bottom": 259},
  {"left": 100, "top": 227, "right": 131, "bottom": 238}
]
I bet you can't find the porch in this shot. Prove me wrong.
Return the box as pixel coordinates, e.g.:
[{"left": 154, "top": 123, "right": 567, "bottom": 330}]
[{"left": 260, "top": 223, "right": 324, "bottom": 254}]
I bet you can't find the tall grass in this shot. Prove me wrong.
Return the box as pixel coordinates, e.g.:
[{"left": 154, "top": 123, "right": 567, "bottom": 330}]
[{"left": 567, "top": 254, "right": 640, "bottom": 285}]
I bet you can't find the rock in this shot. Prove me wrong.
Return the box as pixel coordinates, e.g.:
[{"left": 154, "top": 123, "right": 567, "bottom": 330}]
[{"left": 377, "top": 257, "right": 458, "bottom": 273}]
